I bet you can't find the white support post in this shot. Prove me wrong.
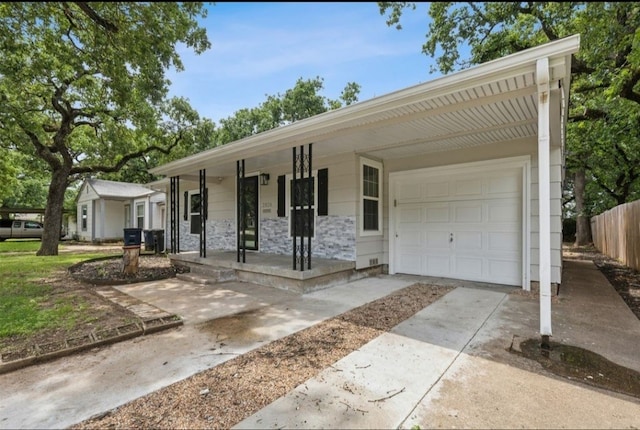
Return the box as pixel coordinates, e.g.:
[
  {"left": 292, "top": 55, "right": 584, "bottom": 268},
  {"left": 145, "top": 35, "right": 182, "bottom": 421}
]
[
  {"left": 99, "top": 199, "right": 106, "bottom": 241},
  {"left": 537, "top": 58, "right": 552, "bottom": 340}
]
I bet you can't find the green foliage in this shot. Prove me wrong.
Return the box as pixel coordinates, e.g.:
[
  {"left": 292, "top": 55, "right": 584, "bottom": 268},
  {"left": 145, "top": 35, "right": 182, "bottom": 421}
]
[
  {"left": 214, "top": 77, "right": 361, "bottom": 146},
  {"left": 378, "top": 2, "right": 640, "bottom": 217},
  {"left": 0, "top": 252, "right": 112, "bottom": 338},
  {"left": 0, "top": 2, "right": 212, "bottom": 254}
]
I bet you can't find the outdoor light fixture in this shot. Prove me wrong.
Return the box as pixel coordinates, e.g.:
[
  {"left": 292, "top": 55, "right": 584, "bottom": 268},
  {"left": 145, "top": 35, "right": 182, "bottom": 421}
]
[{"left": 260, "top": 173, "right": 270, "bottom": 186}]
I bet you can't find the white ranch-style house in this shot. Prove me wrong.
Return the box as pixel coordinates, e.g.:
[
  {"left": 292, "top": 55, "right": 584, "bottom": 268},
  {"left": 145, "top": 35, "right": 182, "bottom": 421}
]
[{"left": 151, "top": 36, "right": 581, "bottom": 339}]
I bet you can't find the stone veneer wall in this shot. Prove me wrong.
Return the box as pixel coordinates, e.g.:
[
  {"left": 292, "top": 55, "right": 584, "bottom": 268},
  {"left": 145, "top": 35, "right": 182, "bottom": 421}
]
[
  {"left": 179, "top": 219, "right": 236, "bottom": 251},
  {"left": 178, "top": 215, "right": 356, "bottom": 261},
  {"left": 260, "top": 215, "right": 356, "bottom": 261}
]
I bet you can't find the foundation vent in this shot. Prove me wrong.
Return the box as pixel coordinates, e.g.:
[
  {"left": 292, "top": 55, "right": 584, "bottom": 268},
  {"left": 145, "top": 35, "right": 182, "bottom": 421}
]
[{"left": 369, "top": 258, "right": 378, "bottom": 266}]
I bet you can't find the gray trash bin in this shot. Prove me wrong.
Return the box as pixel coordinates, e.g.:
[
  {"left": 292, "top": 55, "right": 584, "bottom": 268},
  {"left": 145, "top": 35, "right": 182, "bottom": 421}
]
[
  {"left": 143, "top": 230, "right": 154, "bottom": 251},
  {"left": 153, "top": 229, "right": 165, "bottom": 254}
]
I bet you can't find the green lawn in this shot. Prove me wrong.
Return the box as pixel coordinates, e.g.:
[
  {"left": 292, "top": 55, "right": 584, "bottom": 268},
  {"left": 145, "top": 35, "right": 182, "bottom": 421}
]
[
  {"left": 0, "top": 240, "right": 44, "bottom": 253},
  {"left": 0, "top": 251, "right": 112, "bottom": 339}
]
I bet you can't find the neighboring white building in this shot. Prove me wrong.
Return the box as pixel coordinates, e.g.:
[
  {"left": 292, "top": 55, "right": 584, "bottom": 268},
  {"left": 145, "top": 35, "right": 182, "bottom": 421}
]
[{"left": 75, "top": 178, "right": 166, "bottom": 242}]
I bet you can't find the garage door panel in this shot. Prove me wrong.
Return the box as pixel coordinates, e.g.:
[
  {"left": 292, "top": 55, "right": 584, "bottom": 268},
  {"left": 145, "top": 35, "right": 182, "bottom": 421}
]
[
  {"left": 425, "top": 231, "right": 450, "bottom": 249},
  {"left": 454, "top": 256, "right": 483, "bottom": 278},
  {"left": 454, "top": 204, "right": 483, "bottom": 223},
  {"left": 488, "top": 259, "right": 521, "bottom": 284},
  {"left": 425, "top": 255, "right": 451, "bottom": 276},
  {"left": 425, "top": 206, "right": 449, "bottom": 222},
  {"left": 488, "top": 200, "right": 520, "bottom": 223},
  {"left": 426, "top": 182, "right": 449, "bottom": 199},
  {"left": 399, "top": 206, "right": 422, "bottom": 223},
  {"left": 488, "top": 171, "right": 521, "bottom": 195},
  {"left": 454, "top": 179, "right": 482, "bottom": 197},
  {"left": 397, "top": 183, "right": 422, "bottom": 202},
  {"left": 454, "top": 231, "right": 482, "bottom": 250},
  {"left": 397, "top": 254, "right": 421, "bottom": 275},
  {"left": 400, "top": 230, "right": 422, "bottom": 247}
]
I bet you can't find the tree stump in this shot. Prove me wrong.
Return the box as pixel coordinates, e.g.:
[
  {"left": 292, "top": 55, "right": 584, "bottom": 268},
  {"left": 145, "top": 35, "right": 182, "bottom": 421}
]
[{"left": 122, "top": 245, "right": 140, "bottom": 275}]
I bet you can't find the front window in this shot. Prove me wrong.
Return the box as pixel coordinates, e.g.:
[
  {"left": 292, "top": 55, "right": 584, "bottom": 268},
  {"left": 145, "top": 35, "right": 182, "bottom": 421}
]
[
  {"left": 136, "top": 203, "right": 144, "bottom": 229},
  {"left": 124, "top": 204, "right": 131, "bottom": 228},
  {"left": 81, "top": 205, "right": 87, "bottom": 231},
  {"left": 190, "top": 193, "right": 201, "bottom": 235},
  {"left": 361, "top": 158, "right": 382, "bottom": 235}
]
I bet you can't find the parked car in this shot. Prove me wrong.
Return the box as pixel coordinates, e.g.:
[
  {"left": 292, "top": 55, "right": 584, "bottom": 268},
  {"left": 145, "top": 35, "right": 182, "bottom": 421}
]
[{"left": 0, "top": 219, "right": 65, "bottom": 241}]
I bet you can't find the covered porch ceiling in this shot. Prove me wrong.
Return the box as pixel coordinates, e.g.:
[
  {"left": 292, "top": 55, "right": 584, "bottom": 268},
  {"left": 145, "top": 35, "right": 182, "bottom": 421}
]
[{"left": 150, "top": 35, "right": 579, "bottom": 181}]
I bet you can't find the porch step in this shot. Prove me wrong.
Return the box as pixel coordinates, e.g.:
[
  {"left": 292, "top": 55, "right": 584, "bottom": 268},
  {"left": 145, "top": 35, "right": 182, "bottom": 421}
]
[
  {"left": 176, "top": 264, "right": 237, "bottom": 285},
  {"left": 176, "top": 273, "right": 215, "bottom": 285}
]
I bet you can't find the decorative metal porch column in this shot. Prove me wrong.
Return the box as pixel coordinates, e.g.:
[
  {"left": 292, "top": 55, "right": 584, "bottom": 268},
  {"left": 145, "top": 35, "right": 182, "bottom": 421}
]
[
  {"left": 169, "top": 176, "right": 179, "bottom": 254},
  {"left": 199, "top": 169, "right": 207, "bottom": 258},
  {"left": 292, "top": 143, "right": 313, "bottom": 271},
  {"left": 236, "top": 160, "right": 246, "bottom": 263}
]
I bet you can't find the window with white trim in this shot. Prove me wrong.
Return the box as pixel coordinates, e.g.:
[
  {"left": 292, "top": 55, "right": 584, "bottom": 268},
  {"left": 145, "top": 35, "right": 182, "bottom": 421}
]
[
  {"left": 124, "top": 204, "right": 131, "bottom": 228},
  {"left": 81, "top": 205, "right": 88, "bottom": 231},
  {"left": 360, "top": 158, "right": 382, "bottom": 235},
  {"left": 136, "top": 203, "right": 145, "bottom": 229}
]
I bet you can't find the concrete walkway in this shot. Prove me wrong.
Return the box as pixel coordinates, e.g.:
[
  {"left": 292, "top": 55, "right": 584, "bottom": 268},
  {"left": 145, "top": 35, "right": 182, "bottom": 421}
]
[
  {"left": 1, "top": 259, "right": 639, "bottom": 429},
  {"left": 234, "top": 287, "right": 507, "bottom": 429}
]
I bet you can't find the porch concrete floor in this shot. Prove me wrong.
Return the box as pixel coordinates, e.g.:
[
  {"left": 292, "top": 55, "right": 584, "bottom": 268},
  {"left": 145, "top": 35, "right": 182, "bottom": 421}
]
[{"left": 171, "top": 250, "right": 355, "bottom": 280}]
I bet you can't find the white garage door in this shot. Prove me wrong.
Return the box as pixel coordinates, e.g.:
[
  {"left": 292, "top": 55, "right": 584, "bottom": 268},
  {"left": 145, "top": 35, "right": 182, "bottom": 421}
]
[{"left": 394, "top": 166, "right": 522, "bottom": 286}]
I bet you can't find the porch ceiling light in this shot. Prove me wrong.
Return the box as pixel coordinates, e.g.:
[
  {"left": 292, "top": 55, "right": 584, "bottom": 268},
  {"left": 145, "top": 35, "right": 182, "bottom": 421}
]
[{"left": 260, "top": 173, "right": 270, "bottom": 186}]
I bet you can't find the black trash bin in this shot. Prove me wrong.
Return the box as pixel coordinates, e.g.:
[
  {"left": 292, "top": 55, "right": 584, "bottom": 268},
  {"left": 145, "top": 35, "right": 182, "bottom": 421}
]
[
  {"left": 143, "top": 229, "right": 154, "bottom": 251},
  {"left": 153, "top": 229, "right": 165, "bottom": 254},
  {"left": 123, "top": 228, "right": 142, "bottom": 246}
]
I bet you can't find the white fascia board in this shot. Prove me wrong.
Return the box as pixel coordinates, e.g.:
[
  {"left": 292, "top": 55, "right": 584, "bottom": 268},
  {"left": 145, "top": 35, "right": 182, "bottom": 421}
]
[{"left": 151, "top": 35, "right": 580, "bottom": 177}]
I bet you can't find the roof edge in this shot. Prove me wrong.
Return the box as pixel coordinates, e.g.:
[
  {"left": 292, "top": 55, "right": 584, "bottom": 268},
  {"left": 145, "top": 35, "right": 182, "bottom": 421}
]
[{"left": 151, "top": 35, "right": 580, "bottom": 176}]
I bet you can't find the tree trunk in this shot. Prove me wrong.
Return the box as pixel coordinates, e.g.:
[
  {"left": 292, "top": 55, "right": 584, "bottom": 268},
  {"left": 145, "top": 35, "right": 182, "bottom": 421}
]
[
  {"left": 573, "top": 169, "right": 592, "bottom": 246},
  {"left": 37, "top": 168, "right": 68, "bottom": 256}
]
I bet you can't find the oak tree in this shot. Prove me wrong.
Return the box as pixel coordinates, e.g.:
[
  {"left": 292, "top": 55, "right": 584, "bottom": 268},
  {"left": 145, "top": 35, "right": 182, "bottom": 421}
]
[{"left": 0, "top": 2, "right": 211, "bottom": 255}]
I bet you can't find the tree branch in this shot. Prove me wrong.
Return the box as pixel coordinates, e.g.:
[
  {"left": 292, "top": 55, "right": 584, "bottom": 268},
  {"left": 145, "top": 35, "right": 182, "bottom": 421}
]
[
  {"left": 70, "top": 131, "right": 184, "bottom": 175},
  {"left": 568, "top": 108, "right": 608, "bottom": 122},
  {"left": 73, "top": 2, "right": 119, "bottom": 33}
]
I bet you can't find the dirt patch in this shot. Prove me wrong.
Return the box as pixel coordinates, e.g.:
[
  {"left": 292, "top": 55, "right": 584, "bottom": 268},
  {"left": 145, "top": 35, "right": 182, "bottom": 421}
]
[
  {"left": 514, "top": 338, "right": 640, "bottom": 399},
  {"left": 68, "top": 254, "right": 188, "bottom": 285}
]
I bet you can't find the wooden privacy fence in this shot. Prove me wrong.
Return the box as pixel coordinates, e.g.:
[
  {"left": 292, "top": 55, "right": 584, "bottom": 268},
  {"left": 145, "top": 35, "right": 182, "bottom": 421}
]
[{"left": 591, "top": 199, "right": 640, "bottom": 271}]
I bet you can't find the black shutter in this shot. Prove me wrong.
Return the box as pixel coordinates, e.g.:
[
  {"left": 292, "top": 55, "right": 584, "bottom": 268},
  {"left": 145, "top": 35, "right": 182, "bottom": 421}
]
[
  {"left": 277, "top": 175, "right": 286, "bottom": 217},
  {"left": 183, "top": 191, "right": 188, "bottom": 221},
  {"left": 318, "top": 168, "right": 328, "bottom": 216}
]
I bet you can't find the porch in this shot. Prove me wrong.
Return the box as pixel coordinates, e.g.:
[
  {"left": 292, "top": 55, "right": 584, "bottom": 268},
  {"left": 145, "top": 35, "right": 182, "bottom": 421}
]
[{"left": 170, "top": 251, "right": 381, "bottom": 294}]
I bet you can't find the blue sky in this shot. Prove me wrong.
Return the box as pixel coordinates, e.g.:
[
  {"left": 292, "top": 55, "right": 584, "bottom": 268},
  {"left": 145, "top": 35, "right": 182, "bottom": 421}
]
[{"left": 167, "top": 2, "right": 442, "bottom": 123}]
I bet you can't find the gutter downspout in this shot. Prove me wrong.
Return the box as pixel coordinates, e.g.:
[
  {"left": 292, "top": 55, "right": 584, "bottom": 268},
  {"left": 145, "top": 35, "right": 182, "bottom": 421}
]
[{"left": 537, "top": 57, "right": 552, "bottom": 352}]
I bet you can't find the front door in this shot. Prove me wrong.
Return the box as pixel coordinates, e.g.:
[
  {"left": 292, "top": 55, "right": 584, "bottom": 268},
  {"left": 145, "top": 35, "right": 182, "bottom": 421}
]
[{"left": 240, "top": 176, "right": 259, "bottom": 250}]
